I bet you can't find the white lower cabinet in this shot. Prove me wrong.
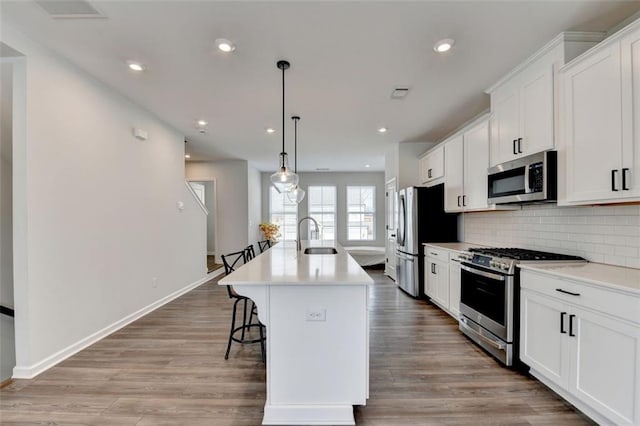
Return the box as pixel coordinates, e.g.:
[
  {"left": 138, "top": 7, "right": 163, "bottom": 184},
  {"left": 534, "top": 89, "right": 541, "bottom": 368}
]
[
  {"left": 424, "top": 245, "right": 460, "bottom": 319},
  {"left": 425, "top": 256, "right": 449, "bottom": 309},
  {"left": 520, "top": 270, "right": 640, "bottom": 425}
]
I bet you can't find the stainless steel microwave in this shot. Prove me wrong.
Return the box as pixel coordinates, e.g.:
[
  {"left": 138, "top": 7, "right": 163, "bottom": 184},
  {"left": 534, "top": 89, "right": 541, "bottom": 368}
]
[{"left": 487, "top": 151, "right": 557, "bottom": 204}]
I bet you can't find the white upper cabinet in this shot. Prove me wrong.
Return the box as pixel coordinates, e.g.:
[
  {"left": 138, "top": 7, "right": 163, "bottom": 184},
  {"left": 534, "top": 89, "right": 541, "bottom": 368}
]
[
  {"left": 559, "top": 20, "right": 640, "bottom": 205},
  {"left": 444, "top": 117, "right": 492, "bottom": 213},
  {"left": 444, "top": 135, "right": 464, "bottom": 212},
  {"left": 418, "top": 145, "right": 444, "bottom": 186},
  {"left": 487, "top": 32, "right": 603, "bottom": 167},
  {"left": 463, "top": 121, "right": 491, "bottom": 210},
  {"left": 490, "top": 63, "right": 553, "bottom": 166}
]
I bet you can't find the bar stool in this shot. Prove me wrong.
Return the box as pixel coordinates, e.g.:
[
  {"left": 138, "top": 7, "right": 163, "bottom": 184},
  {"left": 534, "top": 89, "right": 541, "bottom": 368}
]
[
  {"left": 257, "top": 240, "right": 271, "bottom": 253},
  {"left": 221, "top": 250, "right": 266, "bottom": 362},
  {"left": 245, "top": 244, "right": 256, "bottom": 260}
]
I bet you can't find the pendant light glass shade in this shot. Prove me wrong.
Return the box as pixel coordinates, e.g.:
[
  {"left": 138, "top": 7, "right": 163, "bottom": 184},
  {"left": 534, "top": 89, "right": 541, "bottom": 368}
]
[
  {"left": 271, "top": 60, "right": 298, "bottom": 193},
  {"left": 287, "top": 185, "right": 306, "bottom": 203},
  {"left": 271, "top": 153, "right": 298, "bottom": 193},
  {"left": 287, "top": 115, "right": 305, "bottom": 203}
]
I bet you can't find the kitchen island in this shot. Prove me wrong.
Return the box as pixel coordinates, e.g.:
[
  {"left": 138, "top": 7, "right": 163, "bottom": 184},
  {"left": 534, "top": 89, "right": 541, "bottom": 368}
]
[{"left": 219, "top": 241, "right": 373, "bottom": 425}]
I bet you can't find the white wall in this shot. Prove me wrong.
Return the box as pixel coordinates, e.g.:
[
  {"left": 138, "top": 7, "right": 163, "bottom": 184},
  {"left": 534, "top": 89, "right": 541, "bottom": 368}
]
[
  {"left": 261, "top": 172, "right": 386, "bottom": 247},
  {"left": 247, "top": 165, "right": 262, "bottom": 245},
  {"left": 186, "top": 160, "right": 250, "bottom": 256},
  {"left": 3, "top": 24, "right": 207, "bottom": 377},
  {"left": 385, "top": 142, "right": 434, "bottom": 189},
  {"left": 463, "top": 204, "right": 640, "bottom": 268},
  {"left": 204, "top": 182, "right": 216, "bottom": 254}
]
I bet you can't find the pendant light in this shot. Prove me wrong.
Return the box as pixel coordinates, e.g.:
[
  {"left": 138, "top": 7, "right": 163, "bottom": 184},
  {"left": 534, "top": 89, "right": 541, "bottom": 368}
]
[
  {"left": 287, "top": 116, "right": 306, "bottom": 203},
  {"left": 270, "top": 60, "right": 299, "bottom": 193}
]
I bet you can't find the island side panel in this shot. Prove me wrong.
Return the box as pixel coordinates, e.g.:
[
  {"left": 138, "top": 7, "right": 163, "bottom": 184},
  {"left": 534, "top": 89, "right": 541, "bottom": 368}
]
[{"left": 268, "top": 284, "right": 369, "bottom": 406}]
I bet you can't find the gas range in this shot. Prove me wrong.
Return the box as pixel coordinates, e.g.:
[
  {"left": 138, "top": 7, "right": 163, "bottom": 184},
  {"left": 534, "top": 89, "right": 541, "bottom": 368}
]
[{"left": 458, "top": 247, "right": 586, "bottom": 275}]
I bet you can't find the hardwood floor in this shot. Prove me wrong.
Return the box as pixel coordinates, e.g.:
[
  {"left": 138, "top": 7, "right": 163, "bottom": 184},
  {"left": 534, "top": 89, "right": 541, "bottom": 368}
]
[{"left": 0, "top": 270, "right": 592, "bottom": 425}]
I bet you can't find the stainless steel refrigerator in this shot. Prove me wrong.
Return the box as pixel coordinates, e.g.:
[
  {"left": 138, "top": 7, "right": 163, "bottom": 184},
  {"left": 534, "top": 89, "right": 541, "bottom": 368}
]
[{"left": 395, "top": 184, "right": 458, "bottom": 297}]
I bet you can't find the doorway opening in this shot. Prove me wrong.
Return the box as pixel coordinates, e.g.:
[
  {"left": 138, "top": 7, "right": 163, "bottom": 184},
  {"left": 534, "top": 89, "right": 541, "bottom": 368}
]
[
  {"left": 1, "top": 43, "right": 21, "bottom": 386},
  {"left": 188, "top": 180, "right": 221, "bottom": 273}
]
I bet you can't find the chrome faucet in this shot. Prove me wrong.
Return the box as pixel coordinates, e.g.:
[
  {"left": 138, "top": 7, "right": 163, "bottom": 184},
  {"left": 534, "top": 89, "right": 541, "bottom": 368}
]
[{"left": 297, "top": 216, "right": 319, "bottom": 251}]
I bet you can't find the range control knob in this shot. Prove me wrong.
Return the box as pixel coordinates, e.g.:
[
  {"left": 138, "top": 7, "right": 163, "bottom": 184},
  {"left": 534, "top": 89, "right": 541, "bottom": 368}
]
[{"left": 501, "top": 263, "right": 510, "bottom": 270}]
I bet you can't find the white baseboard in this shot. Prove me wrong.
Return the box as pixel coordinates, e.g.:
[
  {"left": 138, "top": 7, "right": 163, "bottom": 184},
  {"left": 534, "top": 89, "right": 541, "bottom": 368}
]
[
  {"left": 207, "top": 251, "right": 216, "bottom": 256},
  {"left": 12, "top": 274, "right": 214, "bottom": 379}
]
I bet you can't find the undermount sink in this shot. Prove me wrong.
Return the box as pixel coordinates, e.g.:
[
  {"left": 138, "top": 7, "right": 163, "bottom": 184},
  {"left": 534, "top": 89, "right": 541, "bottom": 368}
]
[{"left": 304, "top": 247, "right": 338, "bottom": 255}]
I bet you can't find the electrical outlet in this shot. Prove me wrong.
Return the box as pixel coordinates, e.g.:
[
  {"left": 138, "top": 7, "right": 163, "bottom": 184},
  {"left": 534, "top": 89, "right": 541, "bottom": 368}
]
[
  {"left": 306, "top": 309, "right": 326, "bottom": 322},
  {"left": 152, "top": 277, "right": 158, "bottom": 288}
]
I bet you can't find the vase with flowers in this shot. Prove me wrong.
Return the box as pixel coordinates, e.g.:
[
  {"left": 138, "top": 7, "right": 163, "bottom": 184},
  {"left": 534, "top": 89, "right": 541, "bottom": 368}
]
[{"left": 259, "top": 222, "right": 280, "bottom": 244}]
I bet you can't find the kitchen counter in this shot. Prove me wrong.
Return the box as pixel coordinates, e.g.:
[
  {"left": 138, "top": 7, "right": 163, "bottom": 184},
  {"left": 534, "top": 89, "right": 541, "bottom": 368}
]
[
  {"left": 519, "top": 262, "right": 640, "bottom": 294},
  {"left": 423, "top": 242, "right": 487, "bottom": 253},
  {"left": 219, "top": 240, "right": 372, "bottom": 286},
  {"left": 219, "top": 240, "right": 372, "bottom": 426}
]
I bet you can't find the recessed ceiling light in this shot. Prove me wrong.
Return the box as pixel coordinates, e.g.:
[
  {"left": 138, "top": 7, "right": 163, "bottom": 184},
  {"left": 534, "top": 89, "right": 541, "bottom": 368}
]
[
  {"left": 127, "top": 61, "right": 145, "bottom": 72},
  {"left": 215, "top": 38, "right": 236, "bottom": 53},
  {"left": 197, "top": 120, "right": 208, "bottom": 127},
  {"left": 185, "top": 154, "right": 191, "bottom": 159},
  {"left": 365, "top": 164, "right": 371, "bottom": 168},
  {"left": 266, "top": 127, "right": 276, "bottom": 134},
  {"left": 378, "top": 127, "right": 388, "bottom": 133},
  {"left": 434, "top": 38, "right": 455, "bottom": 53}
]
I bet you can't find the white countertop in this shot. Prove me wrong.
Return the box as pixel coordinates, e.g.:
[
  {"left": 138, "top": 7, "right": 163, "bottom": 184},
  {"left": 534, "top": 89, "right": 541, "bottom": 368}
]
[
  {"left": 423, "top": 242, "right": 487, "bottom": 253},
  {"left": 519, "top": 262, "right": 640, "bottom": 294},
  {"left": 219, "top": 240, "right": 374, "bottom": 286}
]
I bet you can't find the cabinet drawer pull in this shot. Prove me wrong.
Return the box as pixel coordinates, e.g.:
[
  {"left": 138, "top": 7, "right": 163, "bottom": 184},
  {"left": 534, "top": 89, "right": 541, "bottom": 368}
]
[
  {"left": 428, "top": 168, "right": 432, "bottom": 179},
  {"left": 612, "top": 169, "right": 619, "bottom": 191},
  {"left": 462, "top": 195, "right": 467, "bottom": 207},
  {"left": 569, "top": 314, "right": 576, "bottom": 337},
  {"left": 513, "top": 139, "right": 518, "bottom": 155},
  {"left": 622, "top": 168, "right": 630, "bottom": 190},
  {"left": 430, "top": 252, "right": 438, "bottom": 256},
  {"left": 560, "top": 312, "right": 567, "bottom": 334},
  {"left": 517, "top": 137, "right": 523, "bottom": 154},
  {"left": 457, "top": 195, "right": 461, "bottom": 207},
  {"left": 555, "top": 288, "right": 581, "bottom": 297}
]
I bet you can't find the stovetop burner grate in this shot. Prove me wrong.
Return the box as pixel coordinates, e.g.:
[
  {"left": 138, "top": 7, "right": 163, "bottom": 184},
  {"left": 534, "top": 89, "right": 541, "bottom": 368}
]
[{"left": 468, "top": 247, "right": 585, "bottom": 261}]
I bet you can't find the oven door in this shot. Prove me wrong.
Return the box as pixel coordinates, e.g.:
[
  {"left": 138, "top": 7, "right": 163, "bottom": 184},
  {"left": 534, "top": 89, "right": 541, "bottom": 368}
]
[{"left": 459, "top": 263, "right": 513, "bottom": 342}]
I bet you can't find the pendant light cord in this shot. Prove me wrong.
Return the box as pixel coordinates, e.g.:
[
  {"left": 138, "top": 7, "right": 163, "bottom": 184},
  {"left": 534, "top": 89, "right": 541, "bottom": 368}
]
[
  {"left": 281, "top": 65, "right": 285, "bottom": 156},
  {"left": 294, "top": 117, "right": 298, "bottom": 173}
]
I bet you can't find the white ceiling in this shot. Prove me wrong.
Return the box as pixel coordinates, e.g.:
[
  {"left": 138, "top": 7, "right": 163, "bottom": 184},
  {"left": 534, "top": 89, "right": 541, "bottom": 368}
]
[{"left": 2, "top": 1, "right": 640, "bottom": 171}]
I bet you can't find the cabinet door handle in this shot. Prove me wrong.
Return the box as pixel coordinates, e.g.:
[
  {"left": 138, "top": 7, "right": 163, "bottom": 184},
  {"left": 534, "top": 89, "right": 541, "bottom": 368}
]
[
  {"left": 555, "top": 288, "right": 581, "bottom": 297},
  {"left": 462, "top": 195, "right": 467, "bottom": 206},
  {"left": 431, "top": 263, "right": 436, "bottom": 274},
  {"left": 517, "top": 137, "right": 523, "bottom": 154},
  {"left": 560, "top": 312, "right": 567, "bottom": 334},
  {"left": 612, "top": 169, "right": 619, "bottom": 191},
  {"left": 569, "top": 314, "right": 576, "bottom": 337},
  {"left": 428, "top": 168, "right": 432, "bottom": 178},
  {"left": 457, "top": 195, "right": 461, "bottom": 207},
  {"left": 622, "top": 168, "right": 630, "bottom": 190},
  {"left": 513, "top": 139, "right": 518, "bottom": 155}
]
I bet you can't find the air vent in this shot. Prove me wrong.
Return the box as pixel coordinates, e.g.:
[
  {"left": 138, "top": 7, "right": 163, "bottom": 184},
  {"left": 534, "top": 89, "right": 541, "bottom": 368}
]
[
  {"left": 391, "top": 87, "right": 410, "bottom": 100},
  {"left": 35, "top": 0, "right": 106, "bottom": 19}
]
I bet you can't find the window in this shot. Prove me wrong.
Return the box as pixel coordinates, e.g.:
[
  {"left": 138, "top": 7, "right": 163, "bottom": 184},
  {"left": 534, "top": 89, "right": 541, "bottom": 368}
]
[
  {"left": 347, "top": 186, "right": 375, "bottom": 241},
  {"left": 269, "top": 187, "right": 298, "bottom": 241},
  {"left": 307, "top": 186, "right": 336, "bottom": 241}
]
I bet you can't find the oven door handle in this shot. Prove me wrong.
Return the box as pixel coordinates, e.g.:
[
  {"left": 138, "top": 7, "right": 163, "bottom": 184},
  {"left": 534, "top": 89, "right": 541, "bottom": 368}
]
[
  {"left": 460, "top": 317, "right": 506, "bottom": 350},
  {"left": 460, "top": 264, "right": 506, "bottom": 281}
]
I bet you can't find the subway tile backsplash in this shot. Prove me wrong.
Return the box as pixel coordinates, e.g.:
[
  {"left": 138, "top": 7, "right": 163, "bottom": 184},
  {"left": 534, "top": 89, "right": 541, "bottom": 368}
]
[{"left": 463, "top": 204, "right": 640, "bottom": 269}]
